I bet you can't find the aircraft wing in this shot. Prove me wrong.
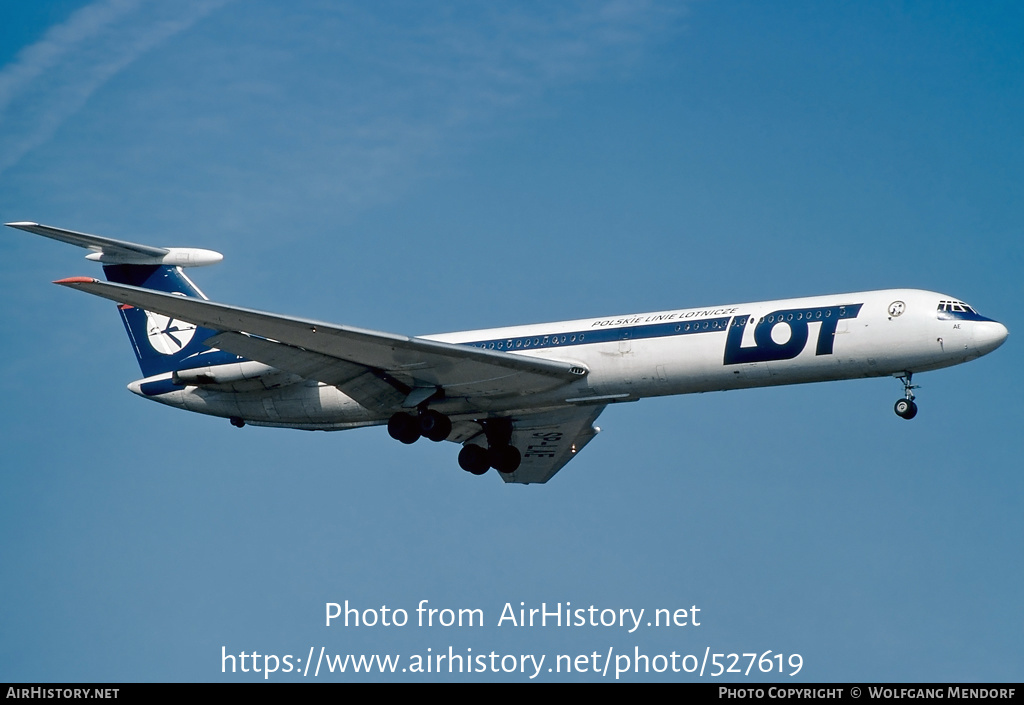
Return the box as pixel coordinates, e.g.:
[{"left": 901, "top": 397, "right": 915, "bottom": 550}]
[
  {"left": 54, "top": 278, "right": 588, "bottom": 401},
  {"left": 490, "top": 405, "right": 605, "bottom": 484}
]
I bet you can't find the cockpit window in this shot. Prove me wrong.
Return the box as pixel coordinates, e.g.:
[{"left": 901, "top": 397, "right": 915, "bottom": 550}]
[
  {"left": 937, "top": 300, "right": 992, "bottom": 322},
  {"left": 938, "top": 300, "right": 977, "bottom": 314}
]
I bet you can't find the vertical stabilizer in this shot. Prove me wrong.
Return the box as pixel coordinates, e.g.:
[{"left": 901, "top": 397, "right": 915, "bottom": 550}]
[
  {"left": 103, "top": 264, "right": 223, "bottom": 377},
  {"left": 5, "top": 222, "right": 231, "bottom": 377}
]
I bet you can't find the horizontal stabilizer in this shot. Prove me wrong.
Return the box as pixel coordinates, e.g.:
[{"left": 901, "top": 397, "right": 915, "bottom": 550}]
[{"left": 6, "top": 222, "right": 222, "bottom": 267}]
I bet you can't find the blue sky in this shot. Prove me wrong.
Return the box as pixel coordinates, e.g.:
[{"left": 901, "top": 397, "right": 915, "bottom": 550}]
[{"left": 1, "top": 0, "right": 1021, "bottom": 682}]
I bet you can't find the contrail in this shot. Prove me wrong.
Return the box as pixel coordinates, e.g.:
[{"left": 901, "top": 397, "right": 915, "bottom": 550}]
[{"left": 0, "top": 0, "right": 230, "bottom": 177}]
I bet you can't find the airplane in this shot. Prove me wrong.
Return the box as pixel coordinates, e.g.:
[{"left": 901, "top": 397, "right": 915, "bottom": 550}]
[{"left": 7, "top": 221, "right": 1009, "bottom": 484}]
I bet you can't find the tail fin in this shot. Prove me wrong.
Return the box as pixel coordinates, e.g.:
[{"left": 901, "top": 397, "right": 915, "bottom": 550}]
[
  {"left": 103, "top": 263, "right": 225, "bottom": 377},
  {"left": 7, "top": 222, "right": 229, "bottom": 377}
]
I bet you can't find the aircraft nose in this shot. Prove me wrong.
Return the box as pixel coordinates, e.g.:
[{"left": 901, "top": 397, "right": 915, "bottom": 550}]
[{"left": 973, "top": 320, "right": 1009, "bottom": 355}]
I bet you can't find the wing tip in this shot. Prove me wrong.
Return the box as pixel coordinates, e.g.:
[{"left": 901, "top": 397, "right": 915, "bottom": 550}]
[{"left": 53, "top": 276, "right": 98, "bottom": 285}]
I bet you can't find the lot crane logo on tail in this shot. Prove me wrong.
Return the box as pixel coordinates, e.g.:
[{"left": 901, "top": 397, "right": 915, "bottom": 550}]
[{"left": 145, "top": 310, "right": 197, "bottom": 354}]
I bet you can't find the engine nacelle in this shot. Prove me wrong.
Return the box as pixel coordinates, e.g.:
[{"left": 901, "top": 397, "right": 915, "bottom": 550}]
[
  {"left": 85, "top": 247, "right": 223, "bottom": 267},
  {"left": 172, "top": 361, "right": 302, "bottom": 392}
]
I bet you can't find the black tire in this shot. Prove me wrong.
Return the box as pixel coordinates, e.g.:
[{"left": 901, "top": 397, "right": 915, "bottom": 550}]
[
  {"left": 489, "top": 444, "right": 522, "bottom": 474},
  {"left": 458, "top": 445, "right": 490, "bottom": 475},
  {"left": 894, "top": 399, "right": 918, "bottom": 420},
  {"left": 419, "top": 410, "right": 452, "bottom": 442},
  {"left": 387, "top": 412, "right": 421, "bottom": 444}
]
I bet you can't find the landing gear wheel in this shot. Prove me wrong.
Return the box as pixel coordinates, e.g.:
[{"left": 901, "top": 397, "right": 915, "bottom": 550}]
[
  {"left": 387, "top": 412, "right": 421, "bottom": 444},
  {"left": 458, "top": 445, "right": 490, "bottom": 475},
  {"left": 488, "top": 445, "right": 522, "bottom": 474},
  {"left": 894, "top": 398, "right": 918, "bottom": 420},
  {"left": 894, "top": 372, "right": 919, "bottom": 420},
  {"left": 418, "top": 410, "right": 452, "bottom": 442},
  {"left": 229, "top": 416, "right": 245, "bottom": 428}
]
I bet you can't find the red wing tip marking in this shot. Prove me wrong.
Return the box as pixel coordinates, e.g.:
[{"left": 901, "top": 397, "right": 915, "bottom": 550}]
[{"left": 53, "top": 276, "right": 98, "bottom": 285}]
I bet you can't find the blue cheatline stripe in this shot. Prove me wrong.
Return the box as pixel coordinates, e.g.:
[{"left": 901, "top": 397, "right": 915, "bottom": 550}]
[
  {"left": 460, "top": 302, "right": 866, "bottom": 354},
  {"left": 937, "top": 310, "right": 995, "bottom": 322},
  {"left": 139, "top": 378, "right": 184, "bottom": 396},
  {"left": 462, "top": 316, "right": 734, "bottom": 352}
]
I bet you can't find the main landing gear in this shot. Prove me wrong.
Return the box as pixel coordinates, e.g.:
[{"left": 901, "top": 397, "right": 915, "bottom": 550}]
[
  {"left": 456, "top": 418, "right": 522, "bottom": 476},
  {"left": 894, "top": 373, "right": 918, "bottom": 420},
  {"left": 458, "top": 442, "right": 521, "bottom": 476},
  {"left": 387, "top": 410, "right": 522, "bottom": 476},
  {"left": 387, "top": 409, "right": 452, "bottom": 444}
]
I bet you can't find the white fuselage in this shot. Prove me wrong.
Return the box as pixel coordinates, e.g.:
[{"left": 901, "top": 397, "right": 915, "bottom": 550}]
[{"left": 128, "top": 288, "right": 1007, "bottom": 430}]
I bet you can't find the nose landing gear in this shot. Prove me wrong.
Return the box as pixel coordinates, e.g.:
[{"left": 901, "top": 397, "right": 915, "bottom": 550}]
[{"left": 894, "top": 373, "right": 918, "bottom": 420}]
